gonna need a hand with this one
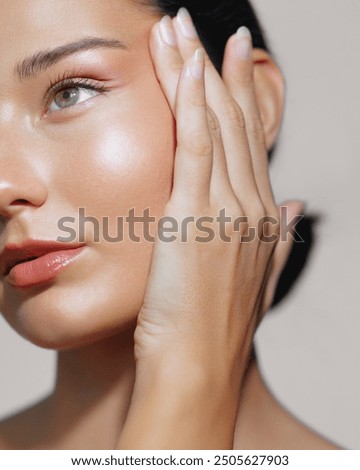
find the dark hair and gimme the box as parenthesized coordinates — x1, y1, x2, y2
(150, 0, 271, 75)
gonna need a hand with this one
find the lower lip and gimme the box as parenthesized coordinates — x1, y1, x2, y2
(7, 246, 86, 288)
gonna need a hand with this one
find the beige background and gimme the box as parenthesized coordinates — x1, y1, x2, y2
(0, 0, 359, 449)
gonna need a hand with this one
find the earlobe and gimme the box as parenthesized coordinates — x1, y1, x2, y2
(252, 48, 285, 150)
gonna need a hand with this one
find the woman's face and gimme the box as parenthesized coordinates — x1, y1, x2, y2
(0, 0, 175, 348)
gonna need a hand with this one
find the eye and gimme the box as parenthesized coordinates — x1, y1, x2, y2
(49, 85, 98, 112)
(45, 77, 110, 114)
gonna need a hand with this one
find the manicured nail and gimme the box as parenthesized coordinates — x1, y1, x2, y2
(177, 7, 198, 39)
(235, 26, 252, 59)
(159, 15, 177, 46)
(189, 48, 205, 80)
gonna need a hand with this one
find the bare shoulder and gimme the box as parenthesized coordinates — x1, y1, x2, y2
(280, 414, 340, 450)
(0, 398, 51, 450)
(268, 393, 341, 450)
(0, 425, 9, 450)
(234, 393, 341, 450)
(233, 361, 342, 450)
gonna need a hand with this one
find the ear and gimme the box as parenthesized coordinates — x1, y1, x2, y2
(252, 48, 285, 150)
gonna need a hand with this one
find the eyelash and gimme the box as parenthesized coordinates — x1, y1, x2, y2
(45, 70, 110, 112)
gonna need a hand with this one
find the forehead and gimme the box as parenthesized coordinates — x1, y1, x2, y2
(0, 0, 156, 55)
(0, 0, 160, 86)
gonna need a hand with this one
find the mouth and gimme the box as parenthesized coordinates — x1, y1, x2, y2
(0, 240, 86, 288)
(5, 257, 38, 276)
(6, 247, 86, 288)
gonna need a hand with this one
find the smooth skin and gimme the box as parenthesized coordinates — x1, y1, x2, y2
(0, 0, 338, 449)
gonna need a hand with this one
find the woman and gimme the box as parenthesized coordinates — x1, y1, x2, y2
(0, 0, 339, 449)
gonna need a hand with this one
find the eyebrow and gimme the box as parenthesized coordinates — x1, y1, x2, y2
(14, 36, 128, 81)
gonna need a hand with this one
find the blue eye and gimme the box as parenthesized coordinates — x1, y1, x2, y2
(49, 86, 99, 112)
(46, 77, 110, 114)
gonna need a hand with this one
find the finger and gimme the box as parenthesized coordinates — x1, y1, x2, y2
(151, 15, 232, 203)
(170, 48, 213, 209)
(205, 106, 236, 203)
(149, 16, 184, 114)
(172, 8, 262, 212)
(222, 28, 277, 211)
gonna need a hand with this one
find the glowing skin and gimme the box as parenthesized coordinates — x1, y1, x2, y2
(0, 0, 338, 450)
(0, 0, 175, 349)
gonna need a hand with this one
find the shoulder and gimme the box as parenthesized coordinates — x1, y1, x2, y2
(0, 414, 21, 449)
(0, 427, 9, 450)
(281, 417, 340, 450)
(0, 398, 51, 450)
(233, 359, 342, 450)
(234, 411, 340, 450)
(0, 410, 33, 449)
(267, 395, 341, 450)
(233, 367, 341, 450)
(234, 398, 341, 450)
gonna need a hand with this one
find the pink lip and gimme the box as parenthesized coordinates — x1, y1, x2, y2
(6, 246, 86, 288)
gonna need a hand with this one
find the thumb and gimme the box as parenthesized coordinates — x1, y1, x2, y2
(260, 200, 305, 319)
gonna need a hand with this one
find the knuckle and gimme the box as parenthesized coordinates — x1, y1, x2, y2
(187, 131, 213, 157)
(223, 98, 246, 129)
(237, 216, 250, 236)
(170, 59, 184, 75)
(249, 201, 266, 224)
(188, 90, 206, 108)
(234, 68, 254, 86)
(259, 206, 281, 240)
(158, 60, 182, 81)
(225, 197, 243, 217)
(206, 105, 221, 132)
(266, 205, 280, 231)
(272, 220, 281, 238)
(246, 116, 266, 145)
(267, 205, 280, 223)
(217, 198, 245, 238)
(269, 214, 281, 237)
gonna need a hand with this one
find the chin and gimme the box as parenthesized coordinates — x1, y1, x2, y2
(4, 309, 138, 351)
(0, 281, 141, 351)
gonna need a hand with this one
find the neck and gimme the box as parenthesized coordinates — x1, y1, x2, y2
(48, 329, 137, 448)
(42, 332, 275, 449)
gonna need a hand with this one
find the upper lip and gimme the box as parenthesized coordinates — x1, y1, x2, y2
(0, 239, 85, 276)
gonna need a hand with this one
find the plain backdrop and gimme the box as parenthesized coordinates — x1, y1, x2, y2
(0, 0, 359, 449)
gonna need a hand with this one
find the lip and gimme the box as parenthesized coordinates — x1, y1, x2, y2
(0, 239, 86, 288)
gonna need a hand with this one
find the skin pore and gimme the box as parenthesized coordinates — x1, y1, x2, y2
(0, 0, 338, 449)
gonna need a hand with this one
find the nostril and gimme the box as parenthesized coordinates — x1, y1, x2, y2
(11, 199, 30, 205)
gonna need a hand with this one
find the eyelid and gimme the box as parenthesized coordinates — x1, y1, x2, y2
(44, 76, 109, 105)
(42, 78, 111, 117)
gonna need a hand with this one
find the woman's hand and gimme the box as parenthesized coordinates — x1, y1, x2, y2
(117, 9, 303, 449)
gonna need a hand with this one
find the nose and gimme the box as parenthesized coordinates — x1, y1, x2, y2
(0, 146, 48, 220)
(0, 177, 47, 219)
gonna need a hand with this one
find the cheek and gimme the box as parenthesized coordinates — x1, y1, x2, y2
(62, 87, 176, 286)
(0, 78, 177, 350)
(55, 83, 176, 221)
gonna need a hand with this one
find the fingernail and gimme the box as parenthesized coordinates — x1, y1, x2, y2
(177, 7, 198, 39)
(235, 26, 252, 59)
(189, 48, 205, 80)
(159, 15, 177, 46)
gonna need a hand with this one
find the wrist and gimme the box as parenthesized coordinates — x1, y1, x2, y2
(133, 348, 241, 402)
(117, 352, 242, 449)
(119, 377, 238, 449)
